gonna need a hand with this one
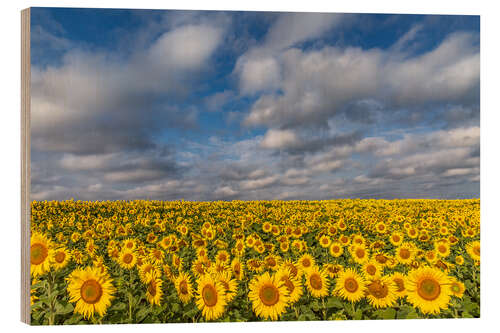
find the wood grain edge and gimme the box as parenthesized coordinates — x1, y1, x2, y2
(21, 7, 31, 325)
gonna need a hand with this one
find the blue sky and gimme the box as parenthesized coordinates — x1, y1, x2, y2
(30, 8, 480, 201)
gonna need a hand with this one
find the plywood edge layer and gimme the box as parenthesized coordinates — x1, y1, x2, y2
(21, 7, 31, 325)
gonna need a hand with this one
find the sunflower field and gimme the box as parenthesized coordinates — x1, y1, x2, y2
(29, 199, 480, 325)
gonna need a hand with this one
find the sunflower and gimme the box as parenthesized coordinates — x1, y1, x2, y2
(361, 260, 382, 279)
(118, 248, 137, 270)
(334, 268, 366, 303)
(216, 250, 230, 264)
(406, 266, 452, 315)
(339, 234, 350, 246)
(373, 252, 390, 266)
(248, 272, 289, 320)
(449, 277, 465, 298)
(70, 232, 80, 243)
(434, 241, 450, 258)
(466, 241, 480, 261)
(305, 266, 329, 298)
(389, 272, 408, 298)
(138, 261, 159, 283)
(122, 238, 137, 251)
(247, 258, 265, 273)
(275, 267, 303, 304)
(264, 254, 281, 271)
(455, 255, 465, 266)
(323, 263, 343, 279)
(329, 242, 344, 257)
(195, 274, 227, 321)
(175, 271, 194, 304)
(145, 271, 163, 306)
(350, 245, 369, 265)
(233, 240, 246, 257)
(67, 266, 115, 319)
(30, 232, 53, 277)
(389, 231, 404, 247)
(407, 227, 419, 239)
(51, 247, 71, 270)
(281, 259, 301, 279)
(262, 222, 272, 233)
(172, 253, 184, 270)
(374, 222, 387, 234)
(319, 235, 331, 248)
(297, 253, 315, 273)
(365, 275, 398, 308)
(245, 235, 256, 248)
(395, 242, 414, 265)
(211, 259, 230, 276)
(149, 247, 165, 266)
(85, 239, 98, 258)
(217, 271, 238, 303)
(279, 241, 290, 253)
(425, 250, 438, 265)
(231, 257, 244, 280)
(352, 234, 366, 246)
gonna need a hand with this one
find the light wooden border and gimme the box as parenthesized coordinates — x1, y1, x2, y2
(21, 7, 31, 325)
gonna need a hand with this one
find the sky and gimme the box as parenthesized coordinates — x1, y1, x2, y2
(29, 8, 480, 201)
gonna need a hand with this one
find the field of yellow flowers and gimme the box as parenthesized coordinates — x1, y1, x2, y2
(29, 199, 480, 325)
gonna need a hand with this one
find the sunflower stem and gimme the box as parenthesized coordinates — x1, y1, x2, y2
(46, 270, 56, 325)
(321, 297, 326, 320)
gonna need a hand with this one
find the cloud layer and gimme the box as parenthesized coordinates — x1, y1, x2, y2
(30, 9, 480, 201)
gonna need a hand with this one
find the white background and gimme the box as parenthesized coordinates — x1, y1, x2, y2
(1, 0, 498, 331)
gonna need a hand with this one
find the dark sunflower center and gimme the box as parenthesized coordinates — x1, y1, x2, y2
(202, 284, 218, 307)
(376, 254, 387, 264)
(344, 277, 359, 293)
(302, 258, 311, 267)
(310, 273, 323, 290)
(393, 235, 400, 242)
(179, 280, 188, 294)
(54, 251, 66, 263)
(366, 265, 377, 276)
(368, 281, 388, 299)
(438, 245, 447, 254)
(148, 280, 157, 296)
(451, 283, 460, 293)
(31, 243, 48, 265)
(288, 264, 298, 277)
(355, 248, 365, 258)
(473, 246, 480, 256)
(80, 279, 103, 304)
(417, 278, 441, 301)
(394, 278, 405, 292)
(123, 253, 133, 264)
(399, 248, 410, 259)
(259, 285, 280, 306)
(281, 276, 295, 293)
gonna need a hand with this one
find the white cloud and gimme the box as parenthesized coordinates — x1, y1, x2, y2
(234, 13, 343, 96)
(241, 32, 479, 129)
(214, 186, 239, 198)
(260, 129, 299, 149)
(148, 24, 223, 70)
(238, 56, 281, 95)
(239, 175, 279, 190)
